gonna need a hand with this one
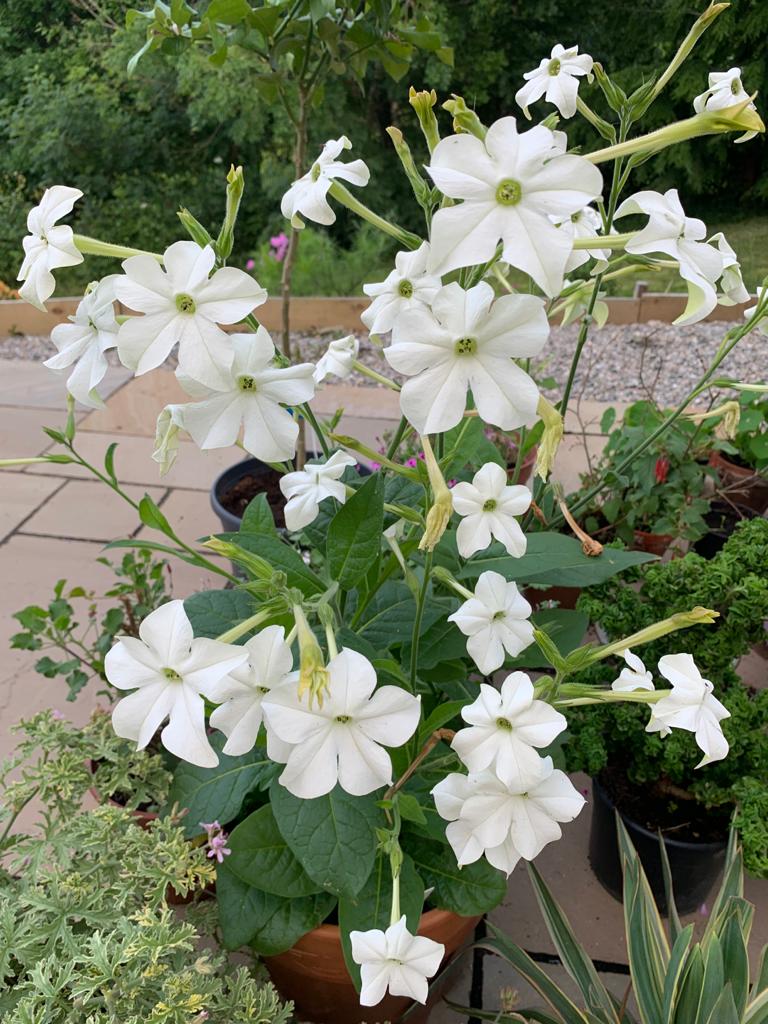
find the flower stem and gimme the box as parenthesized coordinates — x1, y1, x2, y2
(352, 360, 400, 391)
(216, 608, 275, 644)
(73, 234, 163, 262)
(328, 181, 423, 250)
(409, 550, 433, 690)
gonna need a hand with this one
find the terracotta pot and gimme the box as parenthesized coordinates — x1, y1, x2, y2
(507, 444, 538, 486)
(709, 450, 768, 513)
(524, 584, 581, 610)
(631, 528, 674, 557)
(264, 908, 481, 1024)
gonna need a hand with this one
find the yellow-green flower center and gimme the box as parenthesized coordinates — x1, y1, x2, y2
(482, 498, 498, 512)
(492, 610, 506, 621)
(310, 162, 322, 182)
(398, 279, 414, 298)
(731, 77, 742, 95)
(237, 374, 258, 392)
(162, 667, 182, 682)
(495, 179, 522, 206)
(335, 715, 351, 724)
(175, 293, 196, 314)
(455, 336, 478, 356)
(548, 58, 561, 76)
(496, 717, 513, 730)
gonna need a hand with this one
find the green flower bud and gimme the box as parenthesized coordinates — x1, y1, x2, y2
(441, 95, 486, 139)
(408, 87, 441, 153)
(216, 165, 245, 261)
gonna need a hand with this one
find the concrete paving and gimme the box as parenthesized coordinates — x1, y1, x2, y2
(0, 356, 765, 1019)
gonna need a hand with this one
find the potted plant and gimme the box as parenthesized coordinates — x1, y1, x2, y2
(451, 822, 768, 1023)
(3, 3, 766, 1018)
(709, 387, 768, 512)
(0, 743, 289, 1024)
(565, 519, 768, 912)
(575, 400, 716, 556)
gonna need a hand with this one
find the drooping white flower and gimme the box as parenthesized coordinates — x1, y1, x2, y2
(208, 625, 295, 758)
(361, 243, 442, 335)
(432, 757, 585, 875)
(351, 917, 444, 1007)
(281, 136, 370, 229)
(645, 653, 730, 767)
(448, 570, 534, 675)
(615, 189, 724, 325)
(313, 334, 359, 383)
(18, 185, 84, 310)
(106, 600, 248, 768)
(384, 281, 548, 435)
(115, 240, 266, 388)
(450, 462, 531, 559)
(515, 44, 594, 119)
(554, 204, 610, 272)
(43, 276, 119, 408)
(745, 286, 768, 336)
(425, 117, 603, 295)
(152, 404, 187, 476)
(611, 649, 655, 692)
(177, 329, 315, 463)
(261, 648, 420, 798)
(694, 68, 758, 142)
(709, 233, 750, 305)
(452, 672, 566, 787)
(279, 450, 357, 532)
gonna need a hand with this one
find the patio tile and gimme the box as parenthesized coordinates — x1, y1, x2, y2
(19, 479, 166, 541)
(0, 359, 131, 410)
(0, 473, 65, 542)
(32, 429, 238, 491)
(0, 406, 82, 470)
(79, 369, 187, 436)
(551, 433, 607, 496)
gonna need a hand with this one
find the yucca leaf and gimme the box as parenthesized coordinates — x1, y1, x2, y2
(443, 999, 561, 1024)
(658, 833, 681, 945)
(698, 934, 725, 1021)
(744, 987, 768, 1024)
(661, 924, 694, 1020)
(703, 983, 739, 1024)
(527, 863, 618, 1024)
(673, 946, 705, 1024)
(704, 829, 743, 945)
(717, 901, 751, 1015)
(751, 945, 768, 1003)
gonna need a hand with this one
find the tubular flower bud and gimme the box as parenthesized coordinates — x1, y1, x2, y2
(293, 605, 330, 708)
(408, 87, 441, 152)
(442, 95, 487, 139)
(418, 435, 453, 552)
(535, 395, 564, 481)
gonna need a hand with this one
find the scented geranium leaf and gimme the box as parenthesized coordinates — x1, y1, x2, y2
(184, 589, 258, 638)
(459, 533, 656, 587)
(270, 781, 385, 900)
(239, 492, 278, 538)
(226, 804, 324, 897)
(338, 852, 425, 991)
(216, 531, 325, 595)
(163, 735, 276, 838)
(216, 864, 336, 953)
(327, 473, 385, 590)
(408, 835, 506, 915)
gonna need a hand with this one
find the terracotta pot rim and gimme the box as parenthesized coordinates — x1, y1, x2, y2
(303, 906, 473, 941)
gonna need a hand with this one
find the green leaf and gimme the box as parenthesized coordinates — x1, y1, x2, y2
(508, 609, 588, 669)
(408, 836, 506, 916)
(216, 865, 336, 953)
(662, 925, 694, 1020)
(227, 805, 324, 897)
(104, 442, 118, 483)
(163, 736, 275, 838)
(184, 588, 257, 638)
(206, 0, 251, 23)
(216, 532, 324, 595)
(240, 492, 278, 539)
(527, 862, 618, 1023)
(704, 983, 739, 1024)
(338, 853, 424, 990)
(327, 474, 385, 590)
(270, 782, 385, 900)
(397, 793, 427, 826)
(402, 616, 465, 671)
(417, 700, 466, 745)
(138, 494, 173, 536)
(718, 906, 750, 1016)
(459, 533, 656, 587)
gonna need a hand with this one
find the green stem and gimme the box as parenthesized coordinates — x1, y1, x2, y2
(328, 181, 423, 250)
(409, 551, 433, 690)
(386, 416, 411, 461)
(73, 234, 162, 262)
(352, 360, 400, 391)
(216, 608, 274, 644)
(301, 403, 331, 458)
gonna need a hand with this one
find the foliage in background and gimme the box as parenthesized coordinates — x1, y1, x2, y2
(716, 387, 768, 471)
(10, 551, 171, 701)
(565, 519, 768, 876)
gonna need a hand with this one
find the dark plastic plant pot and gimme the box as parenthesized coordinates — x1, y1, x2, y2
(589, 776, 727, 915)
(709, 450, 768, 513)
(692, 499, 760, 560)
(210, 457, 280, 534)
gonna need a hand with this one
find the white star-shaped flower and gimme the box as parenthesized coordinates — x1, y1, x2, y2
(425, 116, 603, 294)
(279, 450, 357, 532)
(611, 649, 655, 692)
(615, 189, 724, 326)
(106, 600, 248, 768)
(694, 67, 758, 141)
(351, 917, 444, 1007)
(452, 672, 566, 787)
(281, 136, 369, 229)
(18, 185, 84, 310)
(554, 204, 610, 272)
(646, 653, 730, 768)
(432, 757, 585, 875)
(384, 281, 548, 435)
(361, 242, 442, 335)
(313, 334, 359, 383)
(448, 570, 534, 675)
(261, 648, 420, 798)
(515, 43, 594, 119)
(745, 286, 768, 335)
(450, 462, 531, 559)
(208, 625, 295, 758)
(115, 240, 266, 388)
(709, 232, 750, 305)
(177, 329, 315, 463)
(43, 275, 119, 409)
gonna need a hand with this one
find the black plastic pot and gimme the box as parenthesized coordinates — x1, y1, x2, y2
(589, 777, 727, 915)
(210, 457, 282, 533)
(692, 500, 760, 560)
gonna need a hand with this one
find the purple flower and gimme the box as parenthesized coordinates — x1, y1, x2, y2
(51, 709, 65, 721)
(201, 820, 231, 863)
(245, 258, 256, 271)
(370, 461, 381, 470)
(406, 457, 418, 468)
(270, 232, 290, 262)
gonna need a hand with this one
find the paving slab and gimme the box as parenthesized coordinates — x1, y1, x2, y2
(0, 406, 83, 469)
(0, 358, 131, 410)
(0, 473, 65, 541)
(79, 369, 188, 436)
(551, 433, 607, 496)
(19, 479, 166, 542)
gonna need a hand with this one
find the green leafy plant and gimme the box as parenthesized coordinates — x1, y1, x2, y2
(449, 822, 768, 1024)
(575, 400, 716, 544)
(715, 388, 768, 473)
(10, 551, 171, 701)
(566, 519, 768, 876)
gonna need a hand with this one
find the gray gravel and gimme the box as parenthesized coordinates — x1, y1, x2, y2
(1, 319, 762, 406)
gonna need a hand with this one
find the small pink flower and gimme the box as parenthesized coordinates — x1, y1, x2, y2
(51, 709, 65, 721)
(245, 258, 256, 271)
(406, 457, 417, 468)
(370, 461, 381, 470)
(270, 232, 290, 262)
(201, 820, 231, 863)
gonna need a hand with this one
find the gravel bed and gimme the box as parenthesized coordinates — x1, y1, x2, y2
(2, 318, 761, 406)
